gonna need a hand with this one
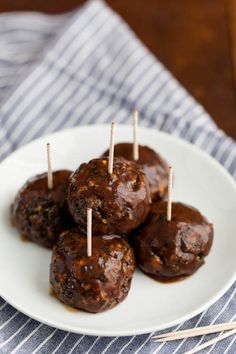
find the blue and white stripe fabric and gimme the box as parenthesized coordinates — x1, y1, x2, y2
(0, 0, 236, 353)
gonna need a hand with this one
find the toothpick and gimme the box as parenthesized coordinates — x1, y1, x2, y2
(108, 122, 116, 174)
(152, 321, 236, 342)
(87, 208, 92, 257)
(167, 166, 173, 221)
(133, 109, 139, 160)
(47, 143, 53, 189)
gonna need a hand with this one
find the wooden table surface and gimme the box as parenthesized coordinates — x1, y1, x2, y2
(1, 0, 236, 139)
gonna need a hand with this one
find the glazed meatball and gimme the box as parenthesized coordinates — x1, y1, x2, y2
(50, 229, 135, 312)
(67, 157, 151, 235)
(132, 201, 213, 281)
(102, 143, 168, 201)
(11, 170, 74, 248)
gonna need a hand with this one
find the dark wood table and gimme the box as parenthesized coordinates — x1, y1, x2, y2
(1, 0, 236, 139)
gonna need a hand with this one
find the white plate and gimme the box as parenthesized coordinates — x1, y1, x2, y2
(0, 125, 236, 337)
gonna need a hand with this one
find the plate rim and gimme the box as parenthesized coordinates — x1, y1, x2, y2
(0, 124, 236, 337)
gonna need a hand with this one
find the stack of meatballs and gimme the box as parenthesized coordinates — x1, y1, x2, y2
(11, 137, 213, 313)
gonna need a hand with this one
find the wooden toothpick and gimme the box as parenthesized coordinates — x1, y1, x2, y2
(133, 109, 139, 161)
(87, 208, 92, 257)
(167, 166, 173, 221)
(47, 143, 53, 189)
(108, 122, 116, 174)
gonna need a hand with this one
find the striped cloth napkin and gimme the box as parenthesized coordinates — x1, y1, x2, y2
(0, 0, 236, 353)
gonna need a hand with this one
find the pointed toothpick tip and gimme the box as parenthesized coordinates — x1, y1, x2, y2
(133, 110, 139, 160)
(167, 166, 173, 221)
(108, 122, 116, 174)
(46, 143, 53, 189)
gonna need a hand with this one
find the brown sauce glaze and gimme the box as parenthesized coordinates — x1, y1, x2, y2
(49, 287, 57, 298)
(149, 273, 189, 284)
(49, 287, 79, 312)
(67, 157, 151, 236)
(50, 230, 135, 313)
(63, 305, 80, 313)
(20, 234, 30, 243)
(102, 143, 169, 201)
(11, 170, 74, 248)
(132, 201, 214, 282)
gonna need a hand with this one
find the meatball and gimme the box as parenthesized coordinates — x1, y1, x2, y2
(11, 170, 74, 248)
(50, 229, 135, 312)
(67, 157, 151, 235)
(102, 143, 168, 201)
(132, 201, 213, 281)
